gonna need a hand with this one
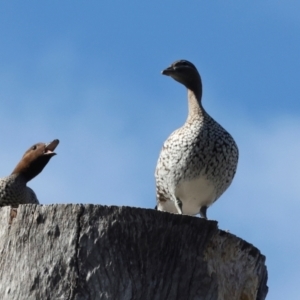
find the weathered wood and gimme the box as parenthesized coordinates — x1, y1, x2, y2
(0, 204, 268, 300)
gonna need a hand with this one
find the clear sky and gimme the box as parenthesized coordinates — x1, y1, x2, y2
(1, 1, 299, 298)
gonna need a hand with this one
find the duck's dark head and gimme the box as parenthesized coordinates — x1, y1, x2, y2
(12, 139, 59, 182)
(162, 60, 202, 97)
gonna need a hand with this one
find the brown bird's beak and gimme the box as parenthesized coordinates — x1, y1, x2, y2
(44, 139, 59, 156)
(161, 66, 175, 76)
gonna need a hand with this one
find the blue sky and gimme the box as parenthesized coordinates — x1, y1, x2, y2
(1, 1, 299, 298)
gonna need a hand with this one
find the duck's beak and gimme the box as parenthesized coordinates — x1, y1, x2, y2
(44, 139, 59, 156)
(161, 65, 175, 76)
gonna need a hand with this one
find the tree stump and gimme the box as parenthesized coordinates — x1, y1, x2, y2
(0, 204, 268, 300)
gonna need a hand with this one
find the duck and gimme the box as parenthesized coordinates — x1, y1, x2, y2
(155, 60, 238, 219)
(0, 139, 59, 207)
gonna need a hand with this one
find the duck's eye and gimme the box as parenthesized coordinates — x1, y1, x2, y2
(32, 145, 37, 150)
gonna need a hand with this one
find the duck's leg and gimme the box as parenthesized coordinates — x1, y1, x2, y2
(200, 206, 208, 219)
(175, 197, 183, 214)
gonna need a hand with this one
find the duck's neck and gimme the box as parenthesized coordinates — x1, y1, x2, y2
(186, 88, 204, 123)
(11, 164, 34, 182)
(11, 170, 31, 183)
(9, 173, 28, 186)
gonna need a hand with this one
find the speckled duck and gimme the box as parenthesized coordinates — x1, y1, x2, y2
(0, 139, 59, 207)
(155, 60, 238, 219)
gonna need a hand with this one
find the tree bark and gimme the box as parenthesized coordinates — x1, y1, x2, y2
(0, 204, 268, 300)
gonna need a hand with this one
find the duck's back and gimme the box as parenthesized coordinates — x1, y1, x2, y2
(0, 174, 39, 207)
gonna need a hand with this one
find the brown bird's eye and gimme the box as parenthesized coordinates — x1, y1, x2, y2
(32, 145, 37, 150)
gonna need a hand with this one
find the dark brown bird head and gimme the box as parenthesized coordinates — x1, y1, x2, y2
(12, 139, 59, 182)
(162, 60, 202, 97)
